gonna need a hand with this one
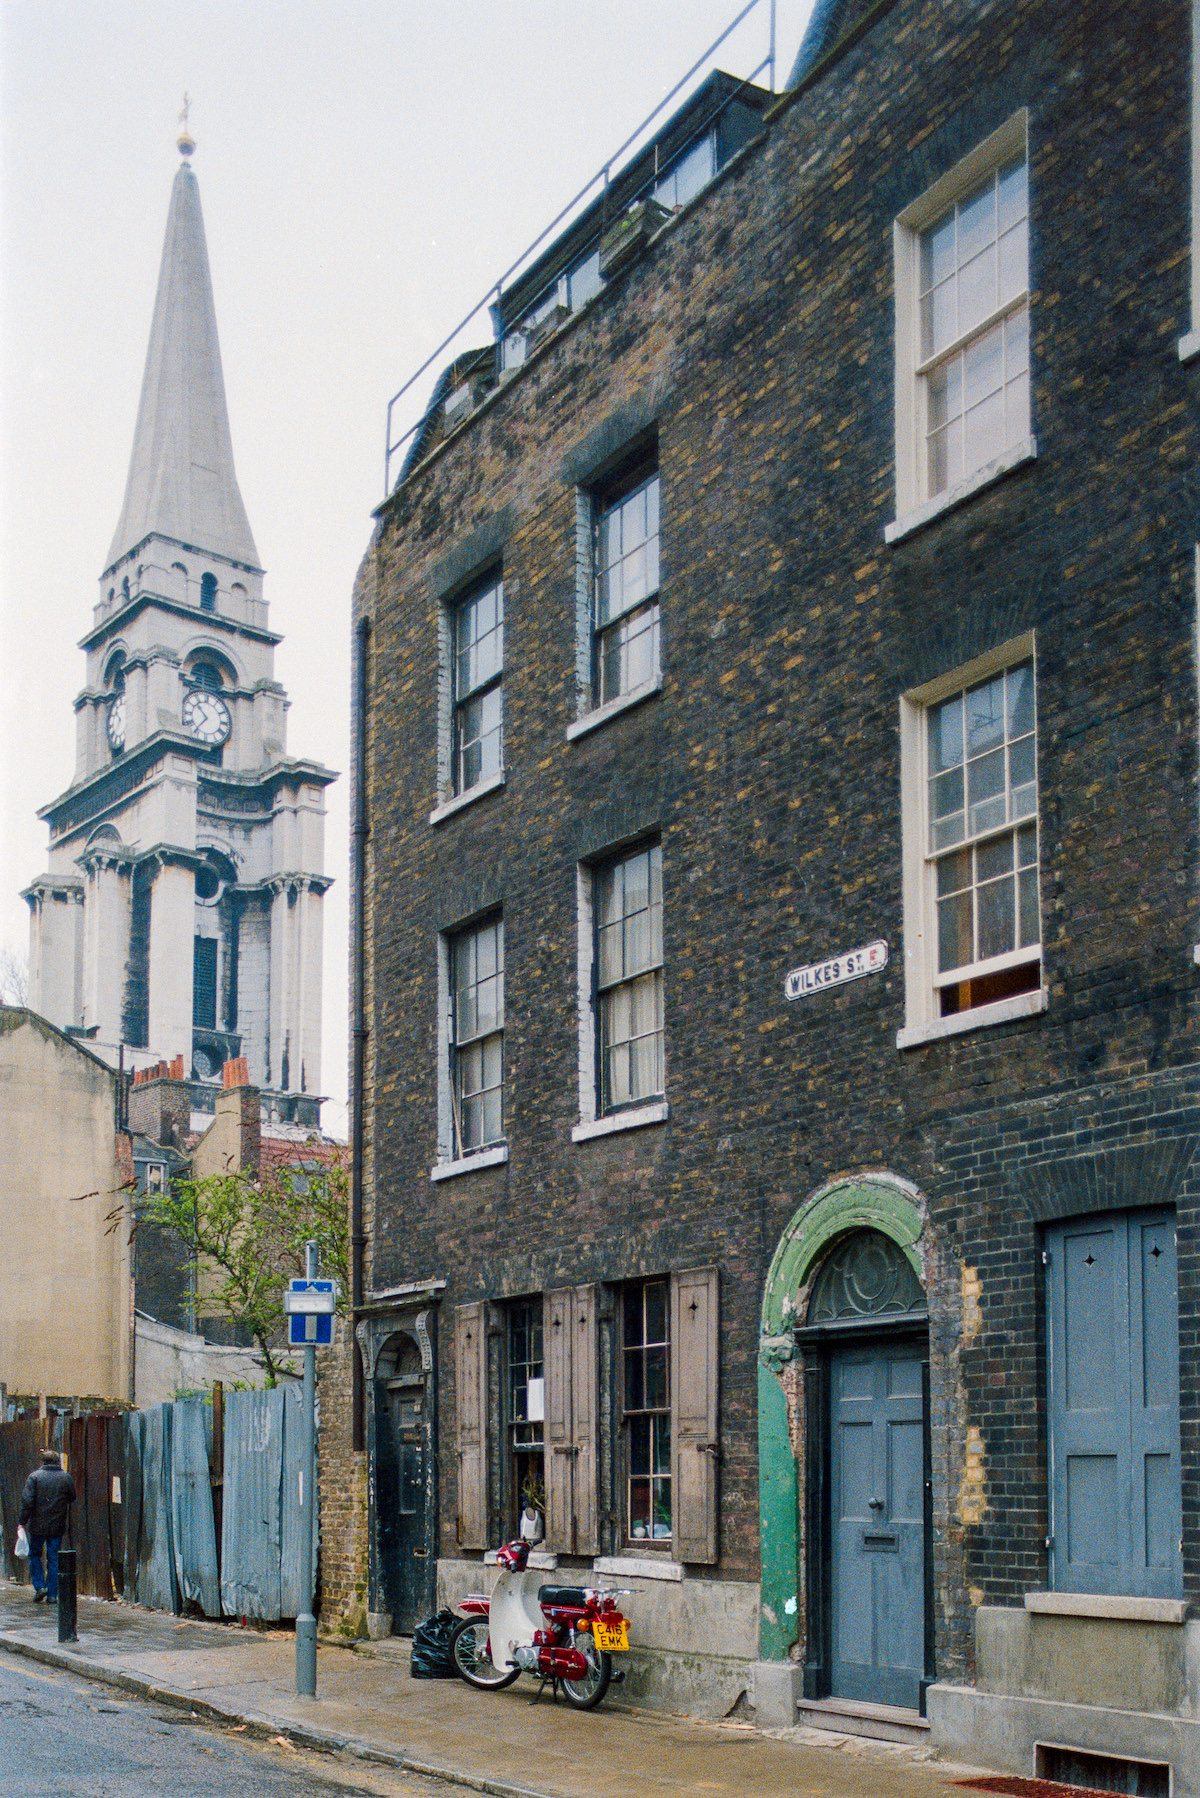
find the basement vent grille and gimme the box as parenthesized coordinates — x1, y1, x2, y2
(1037, 1742, 1170, 1796)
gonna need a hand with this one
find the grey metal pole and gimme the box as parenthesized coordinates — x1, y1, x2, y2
(295, 1239, 318, 1697)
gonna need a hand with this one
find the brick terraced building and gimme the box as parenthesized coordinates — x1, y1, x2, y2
(348, 1, 1200, 1783)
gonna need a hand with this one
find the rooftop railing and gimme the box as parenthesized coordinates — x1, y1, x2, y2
(383, 0, 778, 498)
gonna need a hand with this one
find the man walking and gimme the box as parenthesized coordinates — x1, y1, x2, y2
(19, 1449, 76, 1604)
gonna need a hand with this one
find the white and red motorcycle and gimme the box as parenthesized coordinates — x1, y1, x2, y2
(449, 1538, 631, 1710)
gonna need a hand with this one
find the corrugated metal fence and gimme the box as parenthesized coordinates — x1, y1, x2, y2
(0, 1388, 314, 1621)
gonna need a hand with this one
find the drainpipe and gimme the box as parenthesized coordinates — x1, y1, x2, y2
(350, 611, 372, 1452)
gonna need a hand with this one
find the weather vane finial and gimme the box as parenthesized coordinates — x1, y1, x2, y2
(177, 93, 196, 160)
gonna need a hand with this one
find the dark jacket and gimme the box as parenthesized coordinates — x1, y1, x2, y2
(19, 1458, 76, 1538)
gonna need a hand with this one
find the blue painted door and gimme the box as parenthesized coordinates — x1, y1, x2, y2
(830, 1340, 925, 1709)
(1047, 1209, 1181, 1597)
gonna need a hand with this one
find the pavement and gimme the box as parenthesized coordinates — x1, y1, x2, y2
(0, 1580, 997, 1798)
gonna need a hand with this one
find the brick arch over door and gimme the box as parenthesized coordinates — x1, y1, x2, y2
(757, 1174, 927, 1663)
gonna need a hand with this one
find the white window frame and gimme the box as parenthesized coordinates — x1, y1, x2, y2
(573, 852, 669, 1139)
(432, 916, 509, 1181)
(569, 457, 662, 737)
(431, 569, 505, 824)
(888, 112, 1036, 544)
(621, 1276, 673, 1547)
(897, 631, 1047, 1048)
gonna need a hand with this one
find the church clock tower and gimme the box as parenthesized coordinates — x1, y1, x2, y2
(24, 134, 335, 1124)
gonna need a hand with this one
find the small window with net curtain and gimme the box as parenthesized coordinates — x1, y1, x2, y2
(595, 844, 663, 1114)
(451, 572, 503, 795)
(926, 656, 1039, 1017)
(917, 156, 1029, 499)
(890, 114, 1032, 536)
(594, 464, 660, 707)
(449, 915, 504, 1155)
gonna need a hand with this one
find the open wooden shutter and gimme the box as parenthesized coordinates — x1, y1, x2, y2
(544, 1287, 574, 1551)
(571, 1285, 599, 1554)
(454, 1301, 488, 1548)
(544, 1285, 599, 1554)
(671, 1267, 719, 1564)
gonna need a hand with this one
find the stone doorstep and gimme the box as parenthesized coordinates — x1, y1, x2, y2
(795, 1696, 931, 1747)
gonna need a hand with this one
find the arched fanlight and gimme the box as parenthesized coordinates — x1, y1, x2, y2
(807, 1229, 924, 1325)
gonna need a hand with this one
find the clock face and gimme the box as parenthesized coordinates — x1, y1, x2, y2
(106, 694, 126, 751)
(183, 688, 231, 745)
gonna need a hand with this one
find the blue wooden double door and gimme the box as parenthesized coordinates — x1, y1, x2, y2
(1046, 1208, 1181, 1597)
(829, 1337, 927, 1710)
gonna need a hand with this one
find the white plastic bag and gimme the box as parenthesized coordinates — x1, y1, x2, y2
(14, 1526, 29, 1559)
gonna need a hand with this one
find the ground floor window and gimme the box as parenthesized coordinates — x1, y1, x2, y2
(622, 1278, 672, 1544)
(453, 1266, 719, 1564)
(1045, 1208, 1181, 1598)
(507, 1298, 545, 1539)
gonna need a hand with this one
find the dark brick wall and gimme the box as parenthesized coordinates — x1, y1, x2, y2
(354, 0, 1198, 1681)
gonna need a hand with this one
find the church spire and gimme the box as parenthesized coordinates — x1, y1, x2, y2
(105, 144, 259, 574)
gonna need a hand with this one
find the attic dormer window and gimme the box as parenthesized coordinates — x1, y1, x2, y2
(654, 131, 714, 212)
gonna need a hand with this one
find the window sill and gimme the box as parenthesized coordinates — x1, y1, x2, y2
(429, 768, 505, 825)
(1025, 1591, 1188, 1625)
(430, 1143, 509, 1182)
(1179, 329, 1200, 364)
(485, 1548, 558, 1570)
(896, 983, 1046, 1049)
(885, 436, 1038, 545)
(566, 676, 662, 742)
(572, 1101, 669, 1143)
(594, 1554, 684, 1583)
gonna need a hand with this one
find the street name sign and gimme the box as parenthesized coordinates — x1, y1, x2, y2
(784, 938, 888, 1002)
(285, 1277, 337, 1346)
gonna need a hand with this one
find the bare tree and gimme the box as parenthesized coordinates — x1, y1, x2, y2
(0, 944, 28, 1007)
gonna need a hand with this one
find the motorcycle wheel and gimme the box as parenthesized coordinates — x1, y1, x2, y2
(449, 1615, 521, 1689)
(559, 1641, 612, 1710)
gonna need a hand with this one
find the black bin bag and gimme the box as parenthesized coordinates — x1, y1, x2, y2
(410, 1608, 460, 1678)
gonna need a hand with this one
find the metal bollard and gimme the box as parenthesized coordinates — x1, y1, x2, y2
(57, 1548, 78, 1644)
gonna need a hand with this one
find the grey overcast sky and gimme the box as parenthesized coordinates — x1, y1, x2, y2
(1, 0, 816, 1134)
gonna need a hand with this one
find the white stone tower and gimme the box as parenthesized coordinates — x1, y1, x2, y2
(24, 134, 334, 1124)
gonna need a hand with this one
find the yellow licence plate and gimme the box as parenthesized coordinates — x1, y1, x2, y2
(592, 1618, 628, 1653)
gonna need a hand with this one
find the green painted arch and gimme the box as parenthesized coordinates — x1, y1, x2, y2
(761, 1176, 924, 1343)
(757, 1175, 926, 1662)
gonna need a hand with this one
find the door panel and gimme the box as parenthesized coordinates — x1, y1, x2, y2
(389, 1386, 428, 1631)
(1065, 1455, 1118, 1568)
(830, 1340, 926, 1710)
(888, 1418, 923, 1521)
(1063, 1226, 1117, 1412)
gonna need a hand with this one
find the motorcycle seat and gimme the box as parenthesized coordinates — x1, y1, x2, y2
(538, 1584, 589, 1610)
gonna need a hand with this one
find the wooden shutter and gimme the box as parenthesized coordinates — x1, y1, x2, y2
(543, 1285, 599, 1554)
(454, 1301, 488, 1548)
(671, 1267, 719, 1564)
(544, 1288, 574, 1551)
(1047, 1209, 1181, 1597)
(572, 1285, 599, 1554)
